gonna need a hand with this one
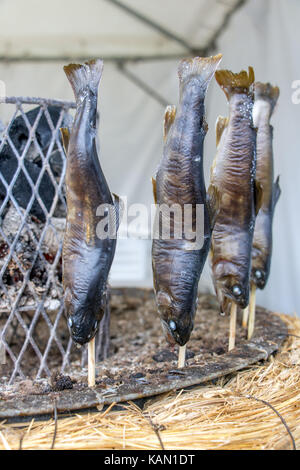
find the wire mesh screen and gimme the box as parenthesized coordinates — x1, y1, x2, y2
(0, 96, 79, 384)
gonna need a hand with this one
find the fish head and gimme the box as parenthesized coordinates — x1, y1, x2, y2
(251, 267, 267, 289)
(64, 287, 106, 345)
(213, 260, 249, 311)
(156, 291, 195, 347)
(251, 243, 270, 290)
(215, 275, 249, 311)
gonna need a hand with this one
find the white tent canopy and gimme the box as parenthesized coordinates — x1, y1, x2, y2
(0, 0, 243, 60)
(0, 0, 299, 316)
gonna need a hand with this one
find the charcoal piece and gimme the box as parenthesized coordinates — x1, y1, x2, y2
(0, 105, 72, 221)
(152, 349, 177, 363)
(6, 106, 64, 159)
(49, 150, 64, 177)
(0, 153, 55, 222)
(50, 373, 73, 392)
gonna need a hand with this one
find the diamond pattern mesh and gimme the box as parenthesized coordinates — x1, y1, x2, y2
(0, 97, 77, 384)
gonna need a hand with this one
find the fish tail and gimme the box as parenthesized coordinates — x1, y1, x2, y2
(255, 82, 279, 112)
(215, 66, 255, 100)
(178, 53, 222, 93)
(63, 59, 104, 100)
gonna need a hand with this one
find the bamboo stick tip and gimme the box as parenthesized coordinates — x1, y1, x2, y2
(88, 337, 96, 388)
(247, 284, 257, 340)
(228, 302, 237, 351)
(242, 306, 249, 329)
(178, 344, 186, 369)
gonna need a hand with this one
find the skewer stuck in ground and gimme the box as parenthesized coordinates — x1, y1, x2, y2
(229, 302, 237, 351)
(248, 283, 256, 340)
(178, 344, 186, 368)
(88, 337, 96, 387)
(242, 306, 249, 329)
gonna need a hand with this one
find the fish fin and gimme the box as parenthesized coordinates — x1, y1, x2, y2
(112, 193, 124, 232)
(272, 175, 281, 210)
(178, 53, 222, 93)
(152, 177, 157, 205)
(163, 105, 176, 142)
(156, 291, 172, 307)
(215, 115, 228, 147)
(215, 66, 255, 100)
(64, 59, 104, 100)
(60, 127, 70, 154)
(254, 180, 263, 216)
(255, 82, 280, 112)
(207, 184, 221, 229)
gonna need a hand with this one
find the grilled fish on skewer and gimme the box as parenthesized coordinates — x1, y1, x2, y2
(152, 54, 222, 347)
(62, 59, 120, 345)
(251, 82, 281, 289)
(209, 67, 257, 314)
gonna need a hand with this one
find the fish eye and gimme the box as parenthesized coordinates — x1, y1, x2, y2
(169, 320, 177, 331)
(68, 317, 73, 328)
(232, 285, 242, 297)
(255, 270, 262, 280)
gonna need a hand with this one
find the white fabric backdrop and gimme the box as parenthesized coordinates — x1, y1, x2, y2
(0, 0, 299, 315)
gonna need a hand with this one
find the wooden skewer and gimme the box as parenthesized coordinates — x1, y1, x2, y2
(88, 337, 96, 387)
(228, 302, 237, 351)
(242, 306, 249, 329)
(178, 344, 186, 368)
(248, 283, 256, 340)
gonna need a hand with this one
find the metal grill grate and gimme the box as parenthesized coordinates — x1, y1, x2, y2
(0, 96, 77, 384)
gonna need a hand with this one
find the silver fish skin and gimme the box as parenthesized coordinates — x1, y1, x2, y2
(209, 67, 257, 313)
(62, 60, 117, 345)
(152, 54, 222, 346)
(251, 82, 281, 289)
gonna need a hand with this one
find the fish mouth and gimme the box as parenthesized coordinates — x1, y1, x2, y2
(216, 280, 250, 311)
(160, 320, 190, 347)
(69, 321, 99, 345)
(254, 279, 265, 290)
(71, 334, 87, 345)
(236, 298, 248, 309)
(71, 330, 97, 345)
(217, 290, 247, 313)
(228, 295, 248, 310)
(252, 269, 266, 289)
(175, 336, 189, 347)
